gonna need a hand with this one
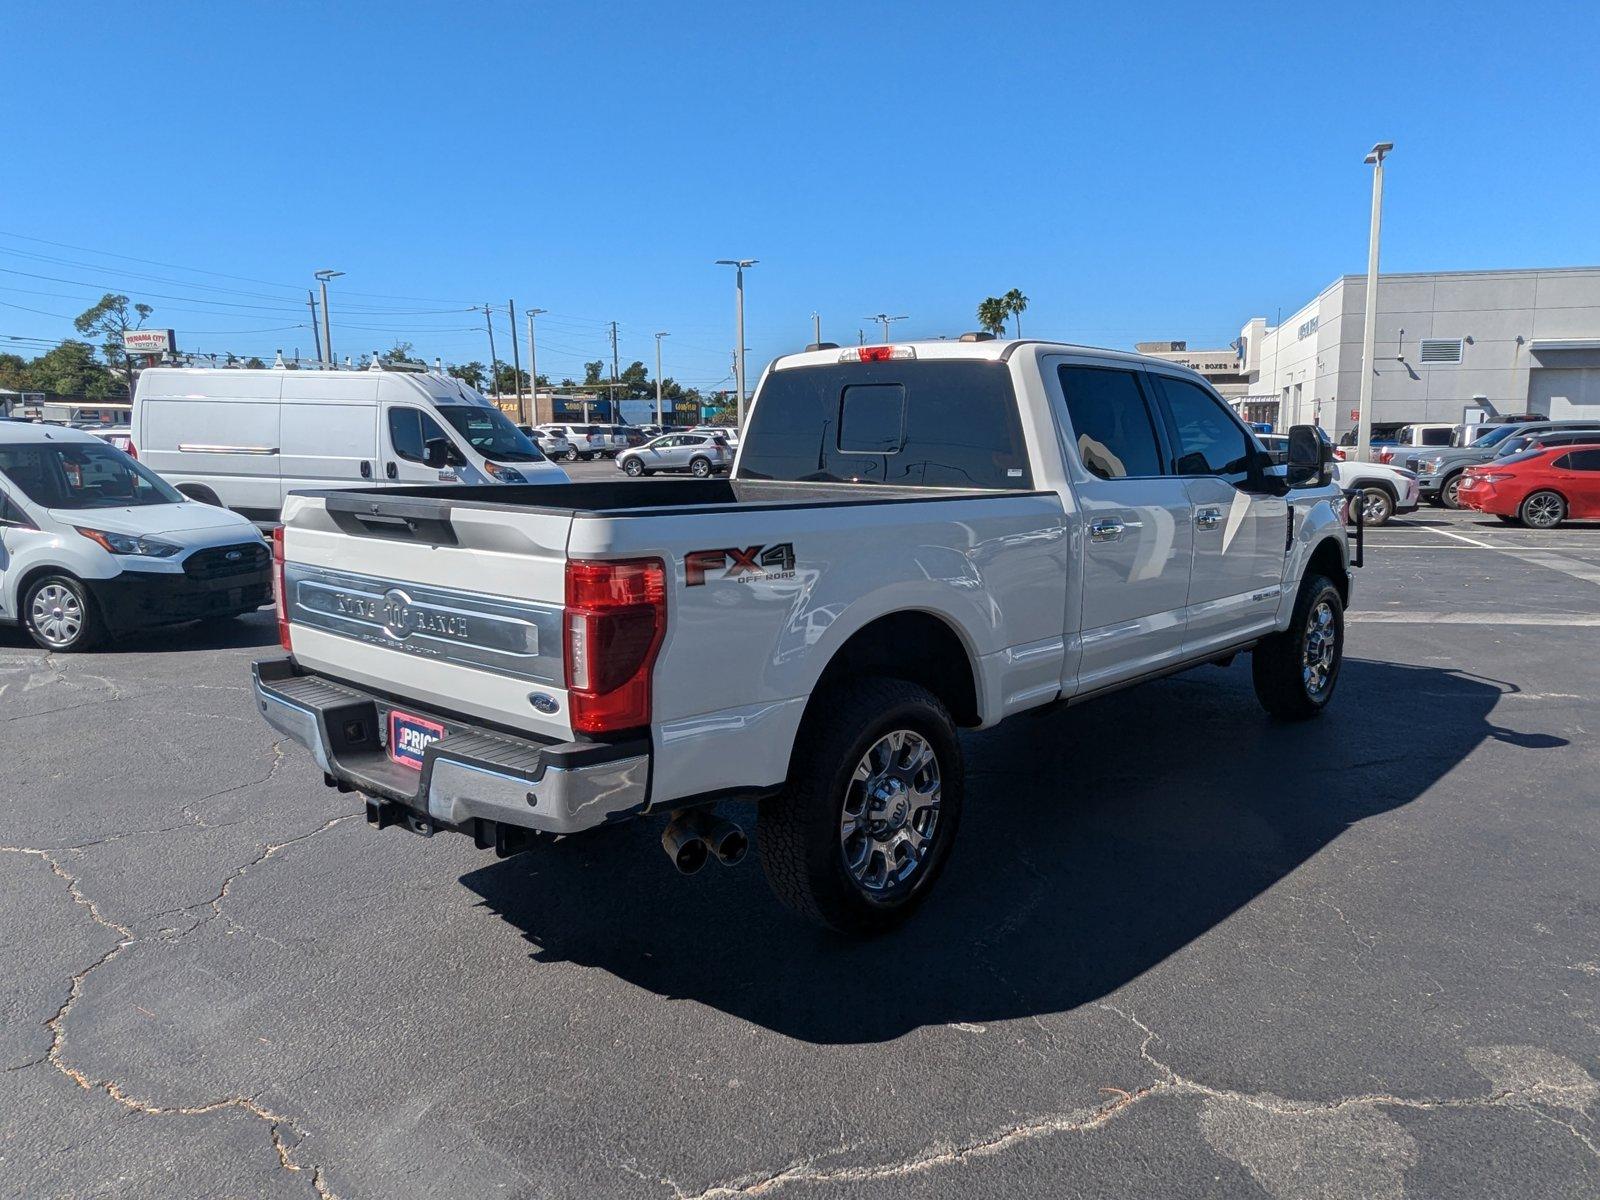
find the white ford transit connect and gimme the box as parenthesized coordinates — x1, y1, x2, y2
(132, 363, 566, 520)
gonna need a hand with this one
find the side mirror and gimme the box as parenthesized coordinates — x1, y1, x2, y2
(1286, 425, 1331, 487)
(424, 438, 453, 469)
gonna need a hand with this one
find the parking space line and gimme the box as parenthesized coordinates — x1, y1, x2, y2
(1415, 525, 1494, 548)
(1350, 611, 1600, 625)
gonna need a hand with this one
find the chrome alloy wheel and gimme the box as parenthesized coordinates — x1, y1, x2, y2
(1361, 488, 1392, 524)
(1302, 600, 1338, 700)
(840, 729, 942, 898)
(1523, 492, 1564, 529)
(30, 583, 84, 648)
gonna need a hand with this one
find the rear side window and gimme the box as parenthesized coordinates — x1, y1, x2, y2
(738, 360, 1030, 489)
(1568, 449, 1600, 470)
(1421, 427, 1453, 445)
(1057, 366, 1164, 480)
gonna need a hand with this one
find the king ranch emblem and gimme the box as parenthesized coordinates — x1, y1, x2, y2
(331, 588, 473, 641)
(685, 543, 796, 586)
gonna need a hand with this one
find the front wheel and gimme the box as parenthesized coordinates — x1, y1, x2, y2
(1251, 574, 1344, 720)
(562, 448, 581, 463)
(622, 457, 645, 477)
(1520, 490, 1566, 529)
(689, 456, 713, 478)
(1355, 487, 1394, 527)
(22, 574, 104, 652)
(1440, 472, 1465, 509)
(759, 678, 963, 935)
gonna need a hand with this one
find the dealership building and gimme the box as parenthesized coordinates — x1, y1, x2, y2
(1234, 266, 1600, 435)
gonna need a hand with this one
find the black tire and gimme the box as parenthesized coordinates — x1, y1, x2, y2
(1519, 490, 1566, 529)
(1439, 472, 1465, 509)
(562, 448, 581, 463)
(622, 458, 645, 477)
(1353, 486, 1394, 527)
(689, 456, 713, 478)
(21, 573, 104, 652)
(1251, 574, 1344, 720)
(759, 678, 963, 936)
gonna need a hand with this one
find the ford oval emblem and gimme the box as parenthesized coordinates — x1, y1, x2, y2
(528, 692, 559, 715)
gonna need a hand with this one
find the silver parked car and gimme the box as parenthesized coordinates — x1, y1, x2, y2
(616, 432, 732, 477)
(518, 425, 572, 460)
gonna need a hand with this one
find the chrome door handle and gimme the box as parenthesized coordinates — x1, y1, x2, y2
(1089, 519, 1125, 542)
(1195, 506, 1223, 530)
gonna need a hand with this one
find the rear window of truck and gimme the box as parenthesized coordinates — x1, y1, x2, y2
(738, 360, 1031, 489)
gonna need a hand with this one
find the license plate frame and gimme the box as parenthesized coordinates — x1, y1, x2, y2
(388, 709, 446, 770)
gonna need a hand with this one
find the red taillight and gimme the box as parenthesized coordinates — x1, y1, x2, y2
(126, 441, 138, 460)
(839, 344, 916, 363)
(563, 558, 666, 734)
(272, 526, 292, 652)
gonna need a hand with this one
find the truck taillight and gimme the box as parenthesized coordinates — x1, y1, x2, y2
(126, 441, 138, 460)
(839, 345, 916, 363)
(564, 558, 666, 734)
(272, 526, 292, 652)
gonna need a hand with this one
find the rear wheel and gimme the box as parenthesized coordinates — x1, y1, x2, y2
(689, 456, 713, 478)
(562, 448, 580, 463)
(1252, 574, 1343, 720)
(22, 574, 104, 652)
(1440, 472, 1465, 509)
(759, 678, 963, 935)
(1520, 490, 1566, 529)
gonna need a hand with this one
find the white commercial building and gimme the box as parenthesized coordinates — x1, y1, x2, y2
(1132, 342, 1250, 401)
(1237, 266, 1600, 437)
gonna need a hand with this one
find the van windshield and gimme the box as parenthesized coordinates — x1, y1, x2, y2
(0, 440, 184, 509)
(434, 405, 546, 463)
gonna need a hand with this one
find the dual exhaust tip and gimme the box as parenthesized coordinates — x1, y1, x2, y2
(661, 810, 747, 874)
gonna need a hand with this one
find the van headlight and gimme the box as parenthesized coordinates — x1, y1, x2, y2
(74, 527, 182, 557)
(484, 462, 527, 484)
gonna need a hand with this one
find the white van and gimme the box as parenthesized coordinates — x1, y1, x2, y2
(132, 365, 567, 519)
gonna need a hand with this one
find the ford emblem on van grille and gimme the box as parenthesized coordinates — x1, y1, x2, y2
(283, 564, 562, 684)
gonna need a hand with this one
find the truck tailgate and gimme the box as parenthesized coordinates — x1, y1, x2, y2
(279, 491, 575, 740)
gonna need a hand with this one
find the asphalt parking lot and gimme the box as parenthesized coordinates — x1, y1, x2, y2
(3, 504, 1597, 1199)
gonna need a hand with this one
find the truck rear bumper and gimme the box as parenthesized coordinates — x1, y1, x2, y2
(252, 657, 650, 837)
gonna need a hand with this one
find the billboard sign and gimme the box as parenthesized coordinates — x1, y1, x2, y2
(123, 328, 176, 355)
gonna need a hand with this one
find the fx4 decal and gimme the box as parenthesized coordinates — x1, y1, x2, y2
(685, 543, 796, 586)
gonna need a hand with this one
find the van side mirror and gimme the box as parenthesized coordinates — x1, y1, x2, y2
(424, 438, 454, 469)
(1286, 425, 1331, 487)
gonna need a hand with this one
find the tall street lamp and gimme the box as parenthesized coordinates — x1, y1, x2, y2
(314, 269, 344, 366)
(1355, 142, 1393, 462)
(654, 331, 670, 428)
(715, 259, 756, 427)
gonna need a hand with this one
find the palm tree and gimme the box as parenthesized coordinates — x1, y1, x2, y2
(1003, 289, 1029, 337)
(976, 296, 1008, 337)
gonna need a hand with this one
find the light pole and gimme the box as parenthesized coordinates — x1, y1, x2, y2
(811, 311, 821, 345)
(715, 259, 756, 427)
(314, 270, 343, 366)
(1355, 141, 1393, 462)
(654, 331, 670, 428)
(865, 313, 908, 343)
(526, 308, 546, 420)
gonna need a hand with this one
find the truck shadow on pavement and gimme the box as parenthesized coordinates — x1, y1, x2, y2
(462, 658, 1529, 1044)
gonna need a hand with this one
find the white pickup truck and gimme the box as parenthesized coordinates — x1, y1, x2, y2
(254, 338, 1352, 934)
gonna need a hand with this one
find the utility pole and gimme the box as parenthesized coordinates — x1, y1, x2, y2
(811, 311, 821, 345)
(479, 304, 500, 400)
(865, 313, 908, 343)
(307, 291, 323, 364)
(314, 270, 343, 366)
(715, 259, 756, 427)
(608, 320, 621, 422)
(526, 308, 546, 422)
(507, 299, 525, 421)
(654, 331, 670, 428)
(1356, 141, 1393, 462)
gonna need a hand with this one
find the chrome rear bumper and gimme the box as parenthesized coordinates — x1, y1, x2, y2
(252, 658, 649, 837)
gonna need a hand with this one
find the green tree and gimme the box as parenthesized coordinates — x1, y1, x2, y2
(381, 340, 420, 365)
(1002, 288, 1029, 337)
(492, 363, 530, 395)
(582, 360, 606, 386)
(28, 340, 116, 397)
(619, 359, 651, 398)
(447, 361, 487, 389)
(976, 296, 1008, 337)
(0, 352, 27, 392)
(244, 356, 267, 370)
(73, 293, 153, 396)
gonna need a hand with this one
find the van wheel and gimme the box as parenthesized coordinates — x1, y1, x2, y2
(759, 678, 963, 935)
(178, 484, 222, 507)
(1251, 574, 1343, 720)
(23, 575, 104, 652)
(689, 456, 713, 478)
(1520, 490, 1566, 529)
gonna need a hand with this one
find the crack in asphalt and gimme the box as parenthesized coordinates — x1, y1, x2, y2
(673, 1006, 1599, 1198)
(1, 808, 355, 1199)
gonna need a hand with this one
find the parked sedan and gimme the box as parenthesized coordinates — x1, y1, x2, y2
(1457, 444, 1600, 528)
(616, 432, 732, 477)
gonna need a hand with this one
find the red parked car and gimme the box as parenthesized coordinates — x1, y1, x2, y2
(1457, 444, 1600, 528)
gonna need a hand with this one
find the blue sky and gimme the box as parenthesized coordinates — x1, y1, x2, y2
(5, 1, 1598, 391)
